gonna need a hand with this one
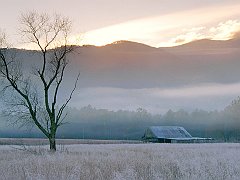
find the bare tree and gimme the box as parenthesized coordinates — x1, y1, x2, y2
(0, 12, 79, 151)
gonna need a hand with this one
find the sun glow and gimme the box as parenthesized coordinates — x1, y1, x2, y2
(68, 3, 240, 48)
(15, 3, 240, 50)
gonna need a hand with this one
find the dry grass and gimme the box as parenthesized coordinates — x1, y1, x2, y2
(0, 138, 142, 145)
(0, 143, 240, 180)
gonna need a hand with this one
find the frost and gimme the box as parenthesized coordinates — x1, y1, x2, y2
(0, 143, 240, 180)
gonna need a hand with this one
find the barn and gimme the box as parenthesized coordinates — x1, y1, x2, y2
(142, 126, 211, 143)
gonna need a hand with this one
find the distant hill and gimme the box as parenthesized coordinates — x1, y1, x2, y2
(102, 40, 156, 51)
(4, 37, 240, 89)
(71, 38, 240, 88)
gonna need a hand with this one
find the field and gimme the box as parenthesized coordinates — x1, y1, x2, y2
(0, 141, 240, 180)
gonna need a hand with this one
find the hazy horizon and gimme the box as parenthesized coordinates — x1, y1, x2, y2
(1, 1, 240, 128)
(2, 38, 239, 114)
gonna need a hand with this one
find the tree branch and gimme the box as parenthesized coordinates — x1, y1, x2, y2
(56, 72, 80, 126)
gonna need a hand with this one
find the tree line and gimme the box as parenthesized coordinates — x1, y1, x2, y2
(2, 100, 240, 142)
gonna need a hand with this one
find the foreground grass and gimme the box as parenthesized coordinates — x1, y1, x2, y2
(0, 143, 240, 180)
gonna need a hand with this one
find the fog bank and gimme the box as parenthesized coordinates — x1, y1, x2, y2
(70, 82, 240, 113)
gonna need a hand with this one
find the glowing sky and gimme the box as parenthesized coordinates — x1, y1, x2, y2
(1, 0, 240, 48)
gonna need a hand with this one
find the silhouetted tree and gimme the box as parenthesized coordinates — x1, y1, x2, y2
(0, 11, 79, 151)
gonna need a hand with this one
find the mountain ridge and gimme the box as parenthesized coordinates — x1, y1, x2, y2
(3, 37, 240, 89)
(14, 37, 240, 52)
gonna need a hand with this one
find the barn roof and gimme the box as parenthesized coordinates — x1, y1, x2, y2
(147, 126, 192, 139)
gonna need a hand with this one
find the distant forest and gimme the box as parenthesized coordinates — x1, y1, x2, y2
(1, 98, 240, 141)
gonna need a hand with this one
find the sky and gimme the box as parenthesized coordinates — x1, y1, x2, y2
(1, 0, 240, 48)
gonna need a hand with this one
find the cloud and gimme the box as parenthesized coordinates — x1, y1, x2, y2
(211, 20, 240, 40)
(159, 20, 240, 47)
(70, 3, 240, 48)
(232, 31, 240, 39)
(159, 28, 207, 47)
(16, 3, 240, 49)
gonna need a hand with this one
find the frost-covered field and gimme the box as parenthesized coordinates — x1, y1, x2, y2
(0, 143, 240, 180)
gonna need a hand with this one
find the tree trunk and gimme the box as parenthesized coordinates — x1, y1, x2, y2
(49, 118, 57, 151)
(49, 136, 56, 151)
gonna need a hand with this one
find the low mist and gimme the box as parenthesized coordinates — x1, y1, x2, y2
(70, 82, 240, 113)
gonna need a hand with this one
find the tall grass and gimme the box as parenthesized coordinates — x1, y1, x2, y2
(0, 143, 240, 179)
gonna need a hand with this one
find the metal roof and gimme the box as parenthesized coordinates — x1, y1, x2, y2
(147, 126, 193, 139)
